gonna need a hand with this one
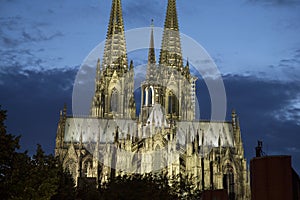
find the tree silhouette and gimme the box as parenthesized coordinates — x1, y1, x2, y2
(0, 106, 75, 199)
(97, 173, 201, 200)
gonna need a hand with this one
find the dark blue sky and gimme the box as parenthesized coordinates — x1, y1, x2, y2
(0, 0, 300, 172)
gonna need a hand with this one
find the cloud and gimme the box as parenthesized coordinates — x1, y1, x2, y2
(0, 11, 63, 49)
(0, 20, 63, 48)
(21, 30, 63, 43)
(276, 49, 300, 81)
(0, 66, 78, 154)
(0, 48, 49, 70)
(247, 0, 300, 6)
(221, 48, 300, 82)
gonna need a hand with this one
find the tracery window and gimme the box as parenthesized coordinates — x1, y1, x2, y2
(110, 88, 118, 112)
(223, 164, 235, 200)
(168, 91, 178, 115)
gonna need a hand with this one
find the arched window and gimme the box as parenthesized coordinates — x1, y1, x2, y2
(148, 87, 153, 106)
(143, 87, 148, 106)
(223, 165, 235, 200)
(101, 92, 105, 117)
(168, 91, 178, 115)
(110, 88, 118, 112)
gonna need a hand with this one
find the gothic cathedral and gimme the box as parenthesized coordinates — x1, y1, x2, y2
(55, 0, 250, 199)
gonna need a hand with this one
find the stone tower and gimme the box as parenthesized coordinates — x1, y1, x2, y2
(159, 0, 197, 121)
(140, 0, 197, 122)
(91, 0, 135, 119)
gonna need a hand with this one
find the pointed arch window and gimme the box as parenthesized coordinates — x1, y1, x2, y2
(143, 87, 148, 106)
(110, 88, 118, 112)
(153, 145, 162, 172)
(148, 87, 153, 106)
(223, 164, 235, 200)
(168, 90, 178, 115)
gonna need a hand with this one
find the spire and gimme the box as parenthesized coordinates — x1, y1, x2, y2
(159, 0, 183, 71)
(102, 0, 128, 74)
(146, 19, 156, 80)
(148, 19, 156, 65)
(164, 0, 179, 31)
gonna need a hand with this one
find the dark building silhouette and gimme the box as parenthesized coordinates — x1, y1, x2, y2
(250, 142, 300, 200)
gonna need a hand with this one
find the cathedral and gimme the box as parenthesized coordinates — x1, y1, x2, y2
(55, 0, 250, 199)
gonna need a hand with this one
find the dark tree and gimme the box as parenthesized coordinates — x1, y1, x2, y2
(51, 164, 76, 200)
(0, 105, 26, 199)
(0, 106, 76, 199)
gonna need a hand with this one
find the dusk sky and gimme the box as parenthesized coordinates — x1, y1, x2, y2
(1, 0, 300, 173)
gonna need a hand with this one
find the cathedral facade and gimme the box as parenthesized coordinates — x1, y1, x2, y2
(55, 0, 250, 199)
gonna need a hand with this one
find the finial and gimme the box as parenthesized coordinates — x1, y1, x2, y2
(151, 19, 154, 27)
(232, 109, 236, 115)
(129, 60, 134, 70)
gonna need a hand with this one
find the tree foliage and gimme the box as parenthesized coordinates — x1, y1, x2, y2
(92, 173, 200, 200)
(0, 106, 75, 200)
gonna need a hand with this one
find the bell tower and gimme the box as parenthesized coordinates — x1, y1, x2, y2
(158, 0, 196, 121)
(91, 0, 135, 119)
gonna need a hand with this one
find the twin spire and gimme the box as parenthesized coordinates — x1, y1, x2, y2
(102, 0, 128, 74)
(101, 0, 183, 75)
(159, 0, 183, 71)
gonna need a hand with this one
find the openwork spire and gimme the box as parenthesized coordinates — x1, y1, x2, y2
(148, 19, 156, 65)
(102, 0, 128, 74)
(146, 19, 156, 81)
(159, 0, 183, 71)
(164, 0, 179, 31)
